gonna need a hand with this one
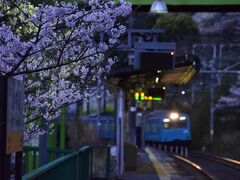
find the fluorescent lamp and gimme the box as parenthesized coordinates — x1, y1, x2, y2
(150, 0, 168, 13)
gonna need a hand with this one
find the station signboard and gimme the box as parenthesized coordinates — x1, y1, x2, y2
(134, 42, 176, 72)
(6, 78, 24, 154)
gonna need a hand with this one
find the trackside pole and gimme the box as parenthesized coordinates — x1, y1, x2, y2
(180, 146, 184, 156)
(159, 144, 162, 150)
(175, 146, 178, 154)
(184, 147, 188, 157)
(116, 87, 124, 176)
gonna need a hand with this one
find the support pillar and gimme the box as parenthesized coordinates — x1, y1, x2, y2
(129, 100, 136, 144)
(0, 77, 10, 180)
(15, 151, 23, 180)
(141, 107, 146, 150)
(116, 87, 124, 176)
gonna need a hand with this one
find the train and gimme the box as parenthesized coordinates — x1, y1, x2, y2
(144, 110, 191, 145)
(80, 114, 115, 139)
(81, 110, 191, 145)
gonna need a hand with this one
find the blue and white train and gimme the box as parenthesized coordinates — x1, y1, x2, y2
(144, 110, 191, 144)
(81, 109, 191, 145)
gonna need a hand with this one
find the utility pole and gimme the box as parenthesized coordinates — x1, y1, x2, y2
(210, 84, 215, 142)
(97, 80, 102, 136)
(116, 85, 124, 176)
(39, 123, 47, 166)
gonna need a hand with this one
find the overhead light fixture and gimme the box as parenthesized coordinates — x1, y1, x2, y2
(150, 0, 168, 13)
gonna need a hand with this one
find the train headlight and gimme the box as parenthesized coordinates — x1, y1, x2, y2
(169, 112, 179, 120)
(163, 118, 170, 122)
(179, 116, 186, 120)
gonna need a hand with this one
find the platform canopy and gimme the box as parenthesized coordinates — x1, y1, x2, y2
(72, 0, 240, 5)
(126, 0, 240, 11)
(160, 66, 196, 85)
(128, 0, 240, 5)
(71, 0, 240, 10)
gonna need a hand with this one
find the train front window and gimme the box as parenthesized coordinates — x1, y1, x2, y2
(163, 120, 187, 129)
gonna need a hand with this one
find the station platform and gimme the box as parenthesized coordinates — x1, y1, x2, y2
(122, 148, 170, 180)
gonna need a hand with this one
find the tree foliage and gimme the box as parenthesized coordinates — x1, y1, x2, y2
(0, 0, 131, 141)
(153, 13, 199, 37)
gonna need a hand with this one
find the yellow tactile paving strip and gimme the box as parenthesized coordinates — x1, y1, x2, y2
(145, 148, 171, 180)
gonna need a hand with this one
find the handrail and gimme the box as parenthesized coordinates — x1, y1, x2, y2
(23, 146, 75, 154)
(22, 152, 79, 180)
(23, 146, 75, 174)
(22, 145, 111, 180)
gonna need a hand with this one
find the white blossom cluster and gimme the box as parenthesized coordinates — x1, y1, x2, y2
(217, 86, 240, 108)
(217, 73, 240, 109)
(0, 0, 131, 141)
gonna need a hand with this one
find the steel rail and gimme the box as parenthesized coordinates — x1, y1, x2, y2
(172, 154, 216, 180)
(190, 152, 240, 171)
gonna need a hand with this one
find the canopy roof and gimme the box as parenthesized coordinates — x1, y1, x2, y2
(72, 0, 240, 5)
(128, 0, 240, 5)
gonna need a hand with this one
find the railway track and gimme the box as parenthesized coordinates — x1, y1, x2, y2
(149, 148, 215, 179)
(172, 154, 216, 180)
(190, 152, 240, 170)
(188, 152, 240, 180)
(150, 147, 240, 180)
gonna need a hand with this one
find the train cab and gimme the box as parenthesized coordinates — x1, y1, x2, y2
(144, 110, 191, 143)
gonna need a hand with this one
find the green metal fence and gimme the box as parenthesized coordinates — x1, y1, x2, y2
(22, 146, 111, 180)
(23, 146, 74, 175)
